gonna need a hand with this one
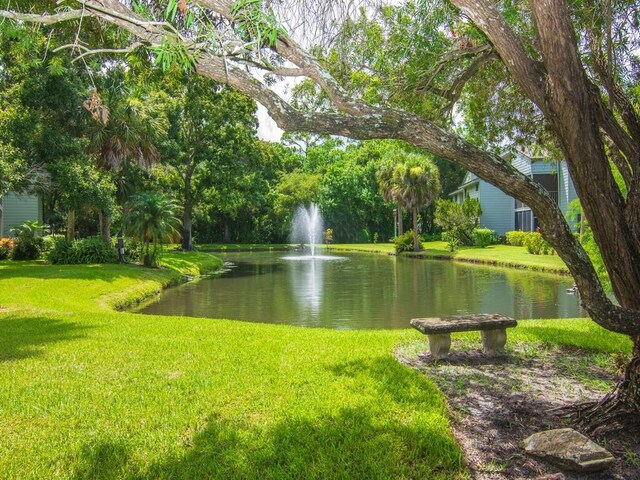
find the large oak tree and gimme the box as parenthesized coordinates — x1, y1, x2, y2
(2, 0, 639, 421)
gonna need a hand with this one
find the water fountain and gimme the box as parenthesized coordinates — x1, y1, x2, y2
(290, 204, 323, 257)
(284, 204, 344, 261)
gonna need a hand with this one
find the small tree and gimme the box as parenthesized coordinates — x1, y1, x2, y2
(124, 193, 180, 267)
(434, 198, 482, 251)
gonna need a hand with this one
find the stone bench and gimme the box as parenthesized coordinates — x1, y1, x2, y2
(410, 313, 517, 359)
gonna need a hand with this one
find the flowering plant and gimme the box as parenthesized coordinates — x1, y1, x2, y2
(0, 237, 14, 260)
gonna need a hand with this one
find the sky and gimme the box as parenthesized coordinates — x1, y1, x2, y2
(256, 104, 284, 142)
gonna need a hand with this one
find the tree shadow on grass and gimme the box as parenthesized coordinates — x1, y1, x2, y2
(71, 441, 132, 480)
(131, 356, 463, 479)
(0, 314, 90, 362)
(514, 324, 632, 354)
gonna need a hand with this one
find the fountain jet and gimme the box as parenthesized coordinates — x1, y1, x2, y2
(290, 204, 324, 257)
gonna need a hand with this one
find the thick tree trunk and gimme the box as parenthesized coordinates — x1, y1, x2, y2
(0, 197, 3, 237)
(66, 210, 75, 241)
(621, 338, 640, 412)
(182, 210, 192, 251)
(412, 207, 420, 252)
(99, 210, 111, 244)
(397, 205, 403, 236)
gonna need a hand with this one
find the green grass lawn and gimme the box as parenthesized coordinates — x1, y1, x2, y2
(325, 242, 569, 273)
(0, 253, 463, 479)
(0, 251, 631, 479)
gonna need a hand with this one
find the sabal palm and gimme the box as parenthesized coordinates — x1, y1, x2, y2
(395, 154, 441, 251)
(377, 154, 407, 235)
(85, 84, 164, 243)
(124, 193, 180, 267)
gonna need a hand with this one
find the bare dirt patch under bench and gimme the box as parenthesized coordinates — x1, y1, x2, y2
(396, 342, 640, 479)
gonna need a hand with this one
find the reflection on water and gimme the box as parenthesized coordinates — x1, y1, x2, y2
(139, 251, 586, 329)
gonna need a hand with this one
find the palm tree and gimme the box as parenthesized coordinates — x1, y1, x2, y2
(84, 81, 165, 243)
(395, 153, 441, 252)
(124, 193, 180, 267)
(377, 155, 405, 236)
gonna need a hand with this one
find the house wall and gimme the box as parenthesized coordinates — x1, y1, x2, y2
(1, 192, 42, 237)
(477, 182, 514, 235)
(511, 152, 533, 176)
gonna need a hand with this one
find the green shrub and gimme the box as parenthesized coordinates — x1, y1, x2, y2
(420, 232, 442, 242)
(395, 230, 420, 253)
(434, 198, 482, 248)
(505, 230, 528, 246)
(42, 234, 65, 253)
(122, 237, 142, 263)
(48, 237, 118, 264)
(0, 238, 14, 260)
(441, 231, 460, 251)
(473, 228, 497, 248)
(10, 221, 45, 260)
(124, 193, 180, 267)
(524, 232, 553, 255)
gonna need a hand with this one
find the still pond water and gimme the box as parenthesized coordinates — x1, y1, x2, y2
(139, 251, 586, 329)
(140, 251, 586, 329)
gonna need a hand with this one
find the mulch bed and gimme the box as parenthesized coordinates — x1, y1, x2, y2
(396, 344, 640, 480)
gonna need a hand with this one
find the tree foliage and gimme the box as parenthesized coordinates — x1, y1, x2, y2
(434, 198, 482, 251)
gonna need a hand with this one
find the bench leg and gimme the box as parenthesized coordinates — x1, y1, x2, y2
(481, 329, 507, 355)
(428, 333, 451, 360)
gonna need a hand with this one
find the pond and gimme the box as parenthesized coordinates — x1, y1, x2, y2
(138, 251, 586, 329)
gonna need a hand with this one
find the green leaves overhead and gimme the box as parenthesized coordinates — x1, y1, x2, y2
(150, 37, 197, 72)
(231, 0, 288, 49)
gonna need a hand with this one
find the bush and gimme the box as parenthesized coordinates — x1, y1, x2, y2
(48, 237, 118, 264)
(420, 232, 442, 242)
(42, 234, 65, 253)
(473, 228, 497, 248)
(10, 221, 44, 260)
(394, 230, 421, 253)
(0, 238, 14, 260)
(441, 231, 460, 251)
(505, 230, 528, 246)
(119, 237, 142, 263)
(323, 228, 333, 244)
(434, 198, 482, 249)
(524, 232, 553, 255)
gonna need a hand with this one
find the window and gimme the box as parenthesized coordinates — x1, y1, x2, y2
(533, 173, 558, 203)
(515, 210, 532, 231)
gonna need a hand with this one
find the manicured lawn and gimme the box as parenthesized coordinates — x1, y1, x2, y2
(0, 253, 463, 479)
(325, 242, 570, 274)
(0, 251, 630, 479)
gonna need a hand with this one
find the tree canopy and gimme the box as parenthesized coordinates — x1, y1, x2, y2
(1, 0, 640, 413)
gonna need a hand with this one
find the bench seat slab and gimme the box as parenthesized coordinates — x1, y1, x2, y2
(410, 313, 516, 335)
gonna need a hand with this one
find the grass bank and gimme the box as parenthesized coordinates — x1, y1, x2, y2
(325, 242, 570, 274)
(0, 252, 631, 479)
(197, 243, 291, 252)
(0, 253, 463, 479)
